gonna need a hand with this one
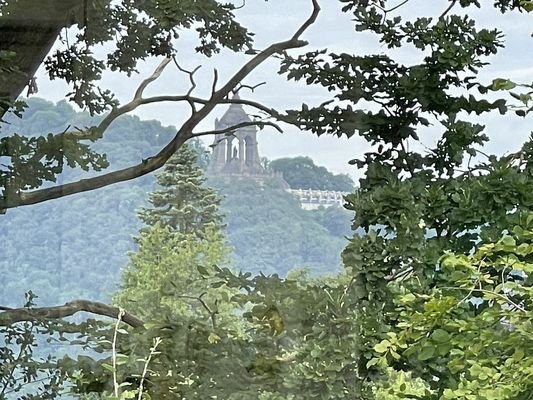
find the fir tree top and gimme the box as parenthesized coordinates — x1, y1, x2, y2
(138, 142, 223, 236)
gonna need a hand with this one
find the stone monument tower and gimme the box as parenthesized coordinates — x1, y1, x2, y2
(208, 94, 266, 176)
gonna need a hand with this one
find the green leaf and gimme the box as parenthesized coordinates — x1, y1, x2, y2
(431, 329, 450, 343)
(101, 363, 115, 373)
(374, 340, 391, 353)
(197, 265, 210, 276)
(417, 345, 435, 361)
(491, 78, 516, 91)
(366, 357, 380, 368)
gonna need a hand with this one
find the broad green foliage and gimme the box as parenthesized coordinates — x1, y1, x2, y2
(375, 224, 533, 399)
(2, 1, 532, 400)
(278, 0, 533, 398)
(269, 156, 355, 191)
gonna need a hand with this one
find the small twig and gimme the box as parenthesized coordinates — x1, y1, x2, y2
(3, 376, 53, 396)
(374, 0, 411, 25)
(177, 293, 212, 315)
(177, 294, 218, 328)
(385, 266, 413, 281)
(291, 0, 320, 41)
(172, 56, 201, 97)
(234, 82, 266, 94)
(137, 337, 162, 400)
(112, 308, 125, 398)
(211, 68, 219, 95)
(384, 0, 411, 13)
(442, 287, 527, 313)
(400, 140, 415, 176)
(341, 276, 357, 303)
(209, 133, 237, 148)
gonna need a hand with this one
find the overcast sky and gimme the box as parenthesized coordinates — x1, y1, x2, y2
(34, 0, 532, 179)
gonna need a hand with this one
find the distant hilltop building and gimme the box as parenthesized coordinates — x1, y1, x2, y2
(208, 97, 346, 209)
(208, 94, 269, 177)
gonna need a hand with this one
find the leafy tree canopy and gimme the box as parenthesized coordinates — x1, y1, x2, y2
(276, 0, 533, 398)
(0, 0, 253, 113)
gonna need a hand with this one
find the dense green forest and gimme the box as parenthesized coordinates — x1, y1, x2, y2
(0, 98, 352, 306)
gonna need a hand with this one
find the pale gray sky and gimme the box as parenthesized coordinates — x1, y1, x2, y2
(34, 0, 532, 179)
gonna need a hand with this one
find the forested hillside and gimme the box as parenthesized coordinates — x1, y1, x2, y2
(270, 156, 354, 191)
(0, 98, 352, 306)
(210, 177, 350, 276)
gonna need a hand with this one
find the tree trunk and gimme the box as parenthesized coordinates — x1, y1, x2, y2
(0, 0, 83, 117)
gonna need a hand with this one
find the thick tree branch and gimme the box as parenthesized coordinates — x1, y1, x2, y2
(0, 300, 144, 328)
(0, 0, 320, 210)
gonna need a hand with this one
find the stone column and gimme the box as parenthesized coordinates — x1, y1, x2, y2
(239, 138, 245, 171)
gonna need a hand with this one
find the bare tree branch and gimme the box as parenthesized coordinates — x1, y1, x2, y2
(233, 81, 267, 94)
(440, 0, 457, 19)
(134, 58, 172, 100)
(291, 0, 320, 41)
(385, 266, 413, 281)
(192, 120, 282, 138)
(177, 293, 218, 329)
(64, 58, 174, 142)
(172, 57, 202, 97)
(0, 300, 144, 328)
(0, 0, 321, 211)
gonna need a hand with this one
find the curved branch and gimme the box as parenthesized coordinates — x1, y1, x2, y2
(65, 58, 173, 141)
(0, 300, 144, 328)
(0, 0, 321, 210)
(291, 0, 320, 41)
(134, 58, 172, 100)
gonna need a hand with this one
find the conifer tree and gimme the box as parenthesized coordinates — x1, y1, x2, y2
(137, 140, 223, 236)
(115, 140, 229, 317)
